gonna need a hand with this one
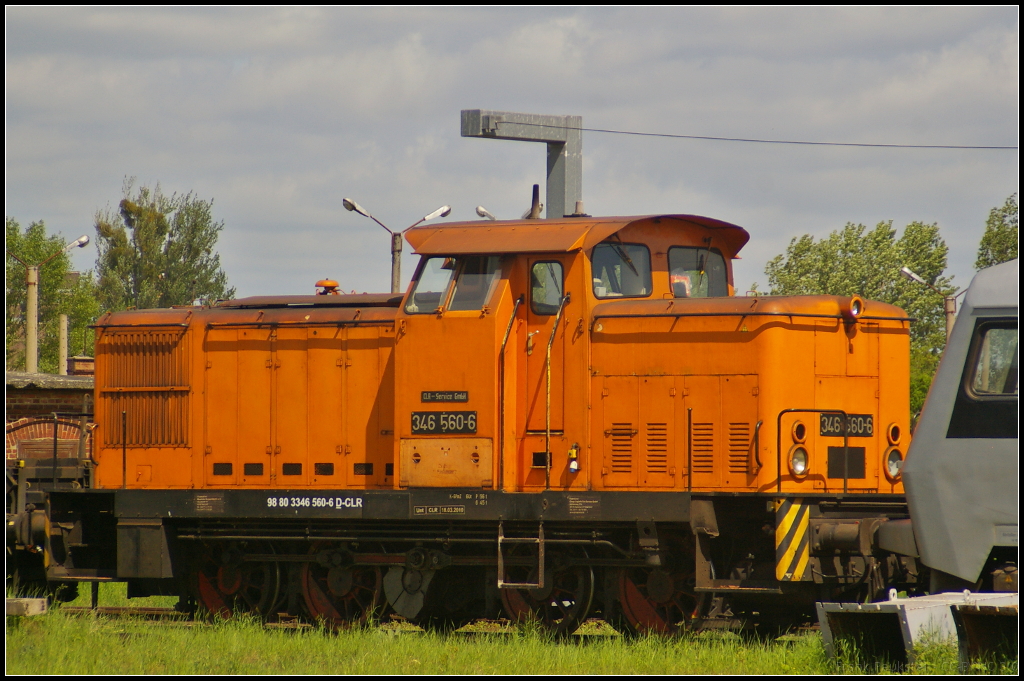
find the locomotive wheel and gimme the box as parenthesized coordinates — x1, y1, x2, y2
(500, 549, 595, 636)
(300, 542, 383, 629)
(616, 565, 703, 636)
(193, 542, 281, 620)
(410, 567, 484, 634)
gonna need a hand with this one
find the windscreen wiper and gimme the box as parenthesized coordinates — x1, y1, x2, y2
(697, 237, 713, 291)
(611, 243, 638, 276)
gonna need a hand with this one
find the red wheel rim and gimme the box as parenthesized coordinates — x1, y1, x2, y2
(617, 567, 700, 635)
(192, 543, 280, 620)
(300, 543, 383, 629)
(196, 566, 232, 619)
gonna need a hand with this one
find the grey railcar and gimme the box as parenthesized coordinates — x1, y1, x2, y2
(902, 258, 1018, 592)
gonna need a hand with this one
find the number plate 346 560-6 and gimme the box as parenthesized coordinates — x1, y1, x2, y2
(819, 413, 874, 437)
(411, 411, 477, 435)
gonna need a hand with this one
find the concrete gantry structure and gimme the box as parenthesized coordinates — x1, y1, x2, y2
(461, 109, 582, 220)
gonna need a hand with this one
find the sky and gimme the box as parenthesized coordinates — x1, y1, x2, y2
(5, 7, 1019, 298)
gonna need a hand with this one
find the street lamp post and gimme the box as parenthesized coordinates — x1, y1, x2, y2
(6, 235, 90, 373)
(343, 199, 451, 294)
(900, 266, 959, 340)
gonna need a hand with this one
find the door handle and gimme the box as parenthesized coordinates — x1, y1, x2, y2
(526, 330, 539, 355)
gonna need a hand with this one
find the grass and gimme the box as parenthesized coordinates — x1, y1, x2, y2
(5, 584, 1016, 675)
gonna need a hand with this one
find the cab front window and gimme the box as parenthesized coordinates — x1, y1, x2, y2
(405, 256, 502, 314)
(449, 256, 502, 311)
(591, 243, 652, 299)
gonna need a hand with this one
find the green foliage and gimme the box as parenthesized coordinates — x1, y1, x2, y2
(5, 217, 100, 372)
(764, 221, 955, 415)
(94, 179, 235, 311)
(975, 193, 1018, 270)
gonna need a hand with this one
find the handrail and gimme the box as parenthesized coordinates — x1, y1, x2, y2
(775, 408, 850, 494)
(204, 319, 394, 328)
(497, 296, 524, 491)
(545, 293, 571, 490)
(591, 310, 913, 331)
(91, 322, 190, 329)
(752, 420, 763, 474)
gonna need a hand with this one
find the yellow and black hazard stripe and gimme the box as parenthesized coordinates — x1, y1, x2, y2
(775, 497, 810, 581)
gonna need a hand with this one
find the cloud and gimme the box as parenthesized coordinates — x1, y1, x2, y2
(5, 7, 1018, 297)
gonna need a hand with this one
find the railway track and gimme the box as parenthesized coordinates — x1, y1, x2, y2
(58, 606, 319, 629)
(52, 605, 820, 638)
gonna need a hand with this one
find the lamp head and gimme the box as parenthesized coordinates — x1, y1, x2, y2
(343, 198, 370, 218)
(64, 235, 90, 251)
(422, 205, 452, 222)
(899, 266, 927, 285)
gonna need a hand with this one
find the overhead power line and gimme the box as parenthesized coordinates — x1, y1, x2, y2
(509, 121, 1017, 150)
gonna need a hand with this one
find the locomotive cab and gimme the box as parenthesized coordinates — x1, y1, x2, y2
(393, 215, 751, 493)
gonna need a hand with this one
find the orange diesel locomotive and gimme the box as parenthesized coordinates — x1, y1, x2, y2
(12, 213, 917, 634)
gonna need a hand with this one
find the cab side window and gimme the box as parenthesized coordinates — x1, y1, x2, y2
(970, 325, 1018, 396)
(668, 247, 727, 298)
(531, 262, 563, 315)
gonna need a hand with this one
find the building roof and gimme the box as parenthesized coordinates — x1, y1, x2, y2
(6, 372, 94, 390)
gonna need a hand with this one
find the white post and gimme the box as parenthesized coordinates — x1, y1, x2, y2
(391, 232, 403, 294)
(944, 296, 957, 340)
(26, 265, 39, 373)
(59, 314, 69, 375)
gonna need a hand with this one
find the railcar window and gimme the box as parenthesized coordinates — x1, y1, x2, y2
(970, 325, 1018, 396)
(947, 318, 1018, 439)
(591, 243, 652, 299)
(668, 247, 727, 298)
(405, 257, 456, 314)
(531, 261, 563, 315)
(449, 256, 502, 311)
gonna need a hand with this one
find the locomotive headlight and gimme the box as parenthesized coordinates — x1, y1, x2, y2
(886, 422, 902, 446)
(791, 421, 807, 444)
(841, 295, 865, 321)
(884, 447, 904, 482)
(788, 445, 809, 477)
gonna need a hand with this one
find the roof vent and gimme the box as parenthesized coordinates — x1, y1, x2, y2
(566, 200, 591, 218)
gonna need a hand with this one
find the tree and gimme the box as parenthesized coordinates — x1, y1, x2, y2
(6, 218, 101, 372)
(975, 194, 1018, 270)
(763, 220, 956, 415)
(94, 179, 235, 311)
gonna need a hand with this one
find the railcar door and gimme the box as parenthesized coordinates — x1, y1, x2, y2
(203, 327, 273, 487)
(342, 326, 386, 487)
(305, 326, 345, 487)
(517, 256, 573, 488)
(273, 328, 309, 486)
